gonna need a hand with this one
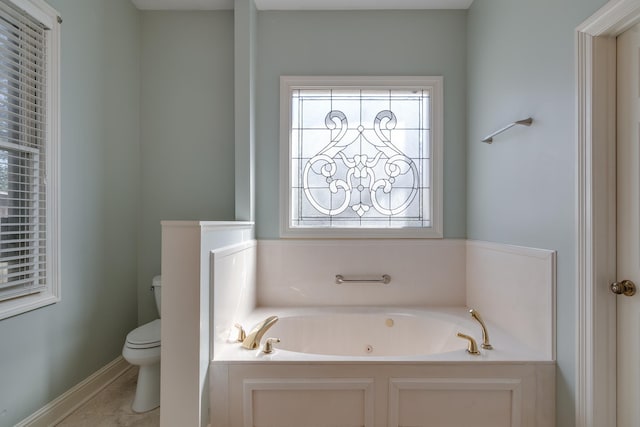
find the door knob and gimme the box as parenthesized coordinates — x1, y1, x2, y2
(610, 280, 636, 296)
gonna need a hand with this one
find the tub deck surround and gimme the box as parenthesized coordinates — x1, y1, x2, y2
(211, 240, 257, 360)
(252, 239, 555, 359)
(161, 221, 255, 427)
(466, 241, 556, 361)
(206, 238, 556, 427)
(256, 239, 467, 307)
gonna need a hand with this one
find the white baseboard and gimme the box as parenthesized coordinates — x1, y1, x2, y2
(15, 356, 132, 427)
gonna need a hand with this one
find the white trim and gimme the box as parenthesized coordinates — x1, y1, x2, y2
(160, 220, 254, 230)
(577, 0, 640, 35)
(131, 0, 475, 11)
(46, 0, 61, 314)
(0, 292, 58, 321)
(242, 378, 374, 427)
(388, 378, 523, 427)
(211, 239, 256, 259)
(279, 75, 444, 239)
(6, 0, 59, 29)
(15, 357, 131, 427)
(575, 1, 640, 426)
(466, 239, 557, 259)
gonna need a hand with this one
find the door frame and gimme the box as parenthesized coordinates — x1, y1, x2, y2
(576, 1, 640, 426)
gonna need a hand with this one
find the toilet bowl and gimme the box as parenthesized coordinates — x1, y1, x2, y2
(122, 276, 161, 413)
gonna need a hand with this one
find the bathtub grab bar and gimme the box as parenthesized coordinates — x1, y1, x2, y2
(335, 274, 391, 285)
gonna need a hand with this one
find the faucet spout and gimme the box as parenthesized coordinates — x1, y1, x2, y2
(469, 309, 493, 350)
(242, 315, 279, 349)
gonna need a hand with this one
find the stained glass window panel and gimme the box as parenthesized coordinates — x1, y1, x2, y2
(290, 87, 432, 229)
(282, 76, 442, 238)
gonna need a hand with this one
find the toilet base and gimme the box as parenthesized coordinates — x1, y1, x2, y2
(132, 362, 160, 413)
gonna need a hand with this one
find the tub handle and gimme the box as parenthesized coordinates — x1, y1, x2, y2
(263, 338, 280, 354)
(457, 332, 481, 355)
(234, 324, 246, 342)
(335, 274, 391, 285)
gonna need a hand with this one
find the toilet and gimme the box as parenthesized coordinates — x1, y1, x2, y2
(122, 275, 162, 413)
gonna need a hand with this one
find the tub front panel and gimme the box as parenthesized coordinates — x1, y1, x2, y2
(211, 362, 555, 427)
(245, 378, 374, 427)
(390, 378, 520, 427)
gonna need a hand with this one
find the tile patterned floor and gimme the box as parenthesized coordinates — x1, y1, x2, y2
(56, 366, 159, 427)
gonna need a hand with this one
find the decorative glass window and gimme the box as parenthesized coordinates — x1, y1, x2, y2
(280, 76, 443, 238)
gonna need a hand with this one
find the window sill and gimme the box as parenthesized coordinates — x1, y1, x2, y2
(0, 290, 59, 321)
(280, 227, 443, 239)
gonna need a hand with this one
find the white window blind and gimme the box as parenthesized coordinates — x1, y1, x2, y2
(0, 0, 47, 302)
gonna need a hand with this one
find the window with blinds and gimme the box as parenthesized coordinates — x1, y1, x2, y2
(0, 0, 59, 315)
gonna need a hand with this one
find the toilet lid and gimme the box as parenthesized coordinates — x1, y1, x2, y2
(126, 319, 161, 349)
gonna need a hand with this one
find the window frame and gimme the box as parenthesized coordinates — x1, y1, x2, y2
(0, 0, 60, 320)
(279, 75, 443, 239)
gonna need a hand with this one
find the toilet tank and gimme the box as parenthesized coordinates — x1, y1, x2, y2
(152, 275, 162, 317)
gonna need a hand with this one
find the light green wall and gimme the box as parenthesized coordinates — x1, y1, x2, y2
(466, 1, 606, 425)
(138, 11, 236, 323)
(0, 0, 140, 425)
(255, 10, 467, 239)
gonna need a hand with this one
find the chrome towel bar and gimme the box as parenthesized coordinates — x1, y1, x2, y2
(482, 117, 533, 143)
(335, 274, 391, 285)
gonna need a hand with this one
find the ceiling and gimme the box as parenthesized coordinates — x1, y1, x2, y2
(131, 0, 474, 11)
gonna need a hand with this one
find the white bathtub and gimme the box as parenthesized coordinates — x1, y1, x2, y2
(215, 306, 547, 362)
(267, 310, 464, 357)
(212, 307, 555, 427)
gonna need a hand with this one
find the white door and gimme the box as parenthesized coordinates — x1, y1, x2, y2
(617, 21, 640, 426)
